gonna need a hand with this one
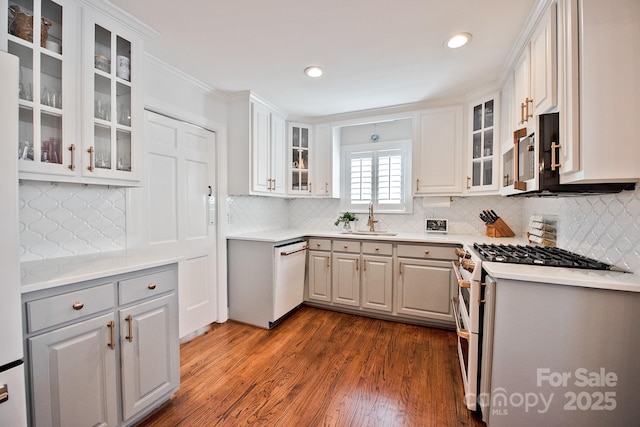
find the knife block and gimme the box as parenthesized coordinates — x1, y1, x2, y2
(485, 218, 515, 238)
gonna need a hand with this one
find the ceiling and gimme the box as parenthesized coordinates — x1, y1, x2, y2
(110, 0, 536, 118)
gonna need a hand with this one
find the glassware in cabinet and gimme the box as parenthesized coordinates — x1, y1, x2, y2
(84, 17, 136, 180)
(289, 124, 311, 194)
(468, 97, 498, 192)
(7, 0, 76, 176)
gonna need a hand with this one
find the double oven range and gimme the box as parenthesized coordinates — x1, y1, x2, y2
(451, 243, 626, 417)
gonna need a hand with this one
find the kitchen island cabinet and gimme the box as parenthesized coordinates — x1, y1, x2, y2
(22, 264, 179, 427)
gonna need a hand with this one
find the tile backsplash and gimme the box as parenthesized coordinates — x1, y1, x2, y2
(19, 180, 640, 275)
(19, 181, 126, 261)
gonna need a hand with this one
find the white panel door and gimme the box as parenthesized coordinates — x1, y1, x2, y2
(144, 111, 217, 338)
(331, 253, 360, 307)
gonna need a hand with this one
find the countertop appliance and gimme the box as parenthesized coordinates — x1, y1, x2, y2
(0, 50, 28, 426)
(473, 243, 628, 272)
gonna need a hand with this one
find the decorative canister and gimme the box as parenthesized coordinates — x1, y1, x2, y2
(116, 55, 130, 80)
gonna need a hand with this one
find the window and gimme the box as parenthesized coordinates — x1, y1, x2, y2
(341, 140, 412, 213)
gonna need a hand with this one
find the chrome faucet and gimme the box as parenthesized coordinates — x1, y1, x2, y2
(367, 201, 378, 232)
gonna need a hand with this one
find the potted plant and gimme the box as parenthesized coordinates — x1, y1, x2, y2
(335, 212, 358, 231)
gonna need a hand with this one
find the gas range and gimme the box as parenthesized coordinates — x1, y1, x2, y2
(472, 243, 628, 273)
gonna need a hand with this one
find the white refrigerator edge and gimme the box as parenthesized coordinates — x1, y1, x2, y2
(0, 49, 28, 426)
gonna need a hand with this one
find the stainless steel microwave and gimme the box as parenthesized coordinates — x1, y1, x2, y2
(502, 113, 634, 196)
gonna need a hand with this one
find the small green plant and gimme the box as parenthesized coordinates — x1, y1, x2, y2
(334, 211, 358, 226)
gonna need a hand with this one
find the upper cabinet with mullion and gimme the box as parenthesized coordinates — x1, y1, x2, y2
(4, 0, 80, 179)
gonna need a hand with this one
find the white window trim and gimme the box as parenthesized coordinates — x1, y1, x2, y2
(340, 139, 412, 214)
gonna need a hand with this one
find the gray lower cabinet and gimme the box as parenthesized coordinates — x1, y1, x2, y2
(396, 258, 457, 322)
(23, 264, 179, 427)
(305, 238, 457, 326)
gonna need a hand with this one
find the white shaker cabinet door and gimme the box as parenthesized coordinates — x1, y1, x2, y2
(120, 293, 179, 422)
(308, 250, 332, 302)
(331, 253, 361, 307)
(28, 313, 117, 427)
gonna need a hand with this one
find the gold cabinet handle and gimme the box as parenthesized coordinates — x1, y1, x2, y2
(72, 301, 84, 311)
(416, 179, 420, 192)
(308, 182, 312, 193)
(466, 176, 471, 190)
(316, 243, 321, 248)
(356, 258, 359, 271)
(551, 142, 562, 171)
(424, 249, 430, 255)
(399, 262, 403, 275)
(0, 384, 9, 404)
(148, 283, 156, 290)
(107, 320, 115, 349)
(520, 101, 526, 124)
(271, 179, 276, 190)
(267, 178, 272, 190)
(363, 259, 367, 271)
(125, 315, 133, 342)
(325, 182, 329, 194)
(526, 97, 533, 121)
(375, 247, 379, 251)
(68, 144, 76, 171)
(344, 245, 348, 249)
(326, 256, 330, 268)
(87, 147, 95, 171)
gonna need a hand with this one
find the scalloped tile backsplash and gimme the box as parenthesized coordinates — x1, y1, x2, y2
(19, 181, 126, 261)
(18, 181, 640, 274)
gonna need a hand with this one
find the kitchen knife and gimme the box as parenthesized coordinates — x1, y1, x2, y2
(490, 210, 500, 221)
(484, 210, 496, 224)
(479, 212, 490, 223)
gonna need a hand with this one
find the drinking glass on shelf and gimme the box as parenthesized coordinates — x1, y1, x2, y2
(19, 83, 32, 101)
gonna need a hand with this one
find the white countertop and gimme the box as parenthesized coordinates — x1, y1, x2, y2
(227, 229, 640, 292)
(21, 247, 183, 294)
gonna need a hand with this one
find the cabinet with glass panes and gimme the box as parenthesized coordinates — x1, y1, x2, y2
(82, 7, 142, 182)
(288, 123, 312, 195)
(466, 94, 499, 193)
(5, 0, 79, 178)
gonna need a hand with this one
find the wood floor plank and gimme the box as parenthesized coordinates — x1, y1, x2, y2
(135, 306, 486, 427)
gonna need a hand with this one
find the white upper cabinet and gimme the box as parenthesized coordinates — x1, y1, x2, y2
(413, 106, 464, 195)
(3, 0, 153, 185)
(311, 123, 335, 197)
(466, 93, 500, 194)
(5, 0, 79, 179)
(557, 0, 640, 184)
(512, 2, 557, 135)
(81, 7, 144, 183)
(287, 122, 312, 196)
(228, 92, 287, 196)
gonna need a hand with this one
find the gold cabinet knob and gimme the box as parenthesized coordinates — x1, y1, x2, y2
(148, 283, 157, 290)
(424, 250, 430, 255)
(72, 301, 84, 310)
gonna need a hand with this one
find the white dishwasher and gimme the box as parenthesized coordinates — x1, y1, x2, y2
(273, 240, 308, 322)
(228, 239, 308, 329)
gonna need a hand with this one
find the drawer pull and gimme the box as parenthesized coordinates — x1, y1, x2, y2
(316, 243, 321, 248)
(0, 384, 8, 404)
(107, 321, 115, 350)
(375, 247, 379, 251)
(424, 250, 430, 255)
(72, 301, 84, 311)
(344, 245, 348, 249)
(125, 315, 133, 343)
(148, 283, 157, 290)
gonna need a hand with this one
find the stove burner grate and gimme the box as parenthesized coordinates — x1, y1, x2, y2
(472, 243, 628, 272)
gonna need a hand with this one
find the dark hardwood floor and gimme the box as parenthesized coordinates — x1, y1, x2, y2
(135, 306, 486, 427)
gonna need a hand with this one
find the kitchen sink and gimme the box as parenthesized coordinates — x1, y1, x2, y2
(341, 231, 398, 236)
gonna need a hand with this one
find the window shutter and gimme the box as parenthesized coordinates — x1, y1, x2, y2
(349, 152, 372, 205)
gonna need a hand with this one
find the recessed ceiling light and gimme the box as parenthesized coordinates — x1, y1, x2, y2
(445, 32, 472, 49)
(304, 66, 324, 78)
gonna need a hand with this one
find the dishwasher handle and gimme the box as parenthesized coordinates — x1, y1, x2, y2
(280, 244, 309, 256)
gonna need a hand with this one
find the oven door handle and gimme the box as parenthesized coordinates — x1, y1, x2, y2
(451, 261, 471, 288)
(451, 296, 470, 340)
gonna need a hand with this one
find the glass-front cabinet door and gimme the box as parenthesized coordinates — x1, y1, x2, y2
(5, 0, 78, 177)
(82, 8, 140, 182)
(288, 123, 311, 195)
(467, 95, 499, 193)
